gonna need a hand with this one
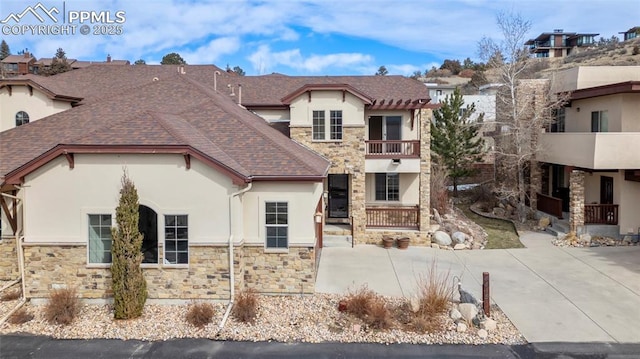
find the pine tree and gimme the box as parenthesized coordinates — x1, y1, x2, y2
(375, 65, 388, 76)
(160, 52, 186, 65)
(111, 171, 147, 319)
(43, 47, 71, 76)
(0, 40, 10, 60)
(431, 88, 485, 196)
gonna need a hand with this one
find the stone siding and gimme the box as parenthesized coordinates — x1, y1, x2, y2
(0, 238, 19, 280)
(569, 170, 585, 232)
(291, 126, 367, 244)
(418, 108, 432, 246)
(242, 246, 315, 294)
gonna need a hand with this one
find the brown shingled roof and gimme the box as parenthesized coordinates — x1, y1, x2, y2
(0, 73, 329, 185)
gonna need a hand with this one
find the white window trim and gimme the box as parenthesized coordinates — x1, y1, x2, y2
(374, 173, 400, 202)
(261, 199, 290, 253)
(163, 214, 189, 266)
(83, 208, 115, 268)
(311, 110, 343, 142)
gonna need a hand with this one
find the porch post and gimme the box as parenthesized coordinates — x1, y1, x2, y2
(529, 160, 541, 212)
(418, 108, 432, 245)
(569, 169, 585, 233)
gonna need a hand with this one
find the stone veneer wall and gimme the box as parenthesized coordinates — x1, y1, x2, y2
(242, 246, 315, 294)
(529, 161, 542, 212)
(0, 238, 19, 280)
(20, 243, 315, 299)
(290, 126, 367, 243)
(417, 108, 432, 246)
(569, 170, 585, 233)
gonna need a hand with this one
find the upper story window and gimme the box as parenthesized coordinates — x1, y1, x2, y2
(550, 108, 565, 133)
(312, 110, 342, 141)
(591, 110, 608, 132)
(15, 111, 29, 127)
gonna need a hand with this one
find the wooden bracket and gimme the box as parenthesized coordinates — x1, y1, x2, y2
(184, 154, 191, 170)
(63, 151, 74, 169)
(0, 195, 17, 235)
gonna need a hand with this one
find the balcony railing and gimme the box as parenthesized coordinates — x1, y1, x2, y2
(585, 204, 618, 225)
(537, 193, 563, 219)
(365, 140, 420, 158)
(366, 206, 419, 229)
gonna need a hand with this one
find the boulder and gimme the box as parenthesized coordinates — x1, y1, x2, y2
(579, 233, 592, 245)
(458, 303, 479, 322)
(433, 231, 452, 246)
(449, 308, 462, 321)
(493, 207, 506, 217)
(453, 243, 466, 250)
(456, 322, 468, 333)
(538, 216, 550, 228)
(452, 231, 467, 244)
(410, 296, 420, 313)
(477, 328, 488, 339)
(622, 236, 632, 244)
(431, 243, 440, 249)
(432, 208, 443, 225)
(481, 318, 497, 331)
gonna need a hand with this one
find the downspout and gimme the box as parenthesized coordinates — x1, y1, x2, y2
(0, 191, 27, 325)
(219, 182, 252, 329)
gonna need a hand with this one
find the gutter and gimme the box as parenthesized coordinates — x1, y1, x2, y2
(218, 182, 252, 329)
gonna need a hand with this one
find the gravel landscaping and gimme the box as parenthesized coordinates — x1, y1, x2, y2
(0, 290, 525, 345)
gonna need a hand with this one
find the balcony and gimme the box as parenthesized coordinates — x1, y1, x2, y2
(538, 133, 640, 169)
(365, 140, 420, 158)
(366, 206, 419, 229)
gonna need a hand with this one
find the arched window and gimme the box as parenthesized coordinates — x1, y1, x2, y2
(15, 111, 29, 127)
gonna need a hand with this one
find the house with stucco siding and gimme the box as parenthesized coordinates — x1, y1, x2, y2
(0, 64, 433, 300)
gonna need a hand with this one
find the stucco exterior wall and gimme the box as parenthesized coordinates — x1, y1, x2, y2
(0, 87, 71, 132)
(251, 109, 290, 122)
(289, 90, 365, 127)
(551, 66, 640, 93)
(364, 173, 419, 204)
(566, 95, 623, 132)
(363, 110, 418, 141)
(618, 176, 640, 235)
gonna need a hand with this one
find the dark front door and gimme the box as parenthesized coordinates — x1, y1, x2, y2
(368, 116, 383, 140)
(600, 176, 614, 204)
(328, 174, 349, 218)
(138, 205, 158, 264)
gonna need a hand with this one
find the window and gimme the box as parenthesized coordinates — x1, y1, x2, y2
(375, 173, 399, 201)
(15, 111, 29, 127)
(88, 214, 112, 264)
(164, 215, 188, 264)
(312, 110, 325, 140)
(311, 110, 342, 140)
(265, 202, 288, 249)
(591, 111, 608, 132)
(550, 108, 565, 132)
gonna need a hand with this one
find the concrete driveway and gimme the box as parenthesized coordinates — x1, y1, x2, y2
(315, 231, 640, 343)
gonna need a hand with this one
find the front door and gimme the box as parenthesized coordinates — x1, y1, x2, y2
(600, 176, 614, 204)
(328, 174, 349, 218)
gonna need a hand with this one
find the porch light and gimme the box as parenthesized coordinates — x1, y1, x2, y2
(314, 212, 323, 223)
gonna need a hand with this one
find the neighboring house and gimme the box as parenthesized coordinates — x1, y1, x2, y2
(0, 65, 434, 300)
(619, 26, 639, 41)
(34, 55, 129, 74)
(1, 53, 36, 77)
(525, 29, 599, 58)
(536, 66, 640, 238)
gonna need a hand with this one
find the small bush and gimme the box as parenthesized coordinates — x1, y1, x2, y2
(633, 46, 639, 55)
(343, 285, 376, 318)
(364, 298, 392, 330)
(8, 307, 33, 325)
(233, 289, 258, 323)
(411, 315, 444, 333)
(415, 262, 454, 318)
(44, 287, 80, 325)
(186, 302, 215, 328)
(0, 289, 21, 301)
(458, 69, 475, 78)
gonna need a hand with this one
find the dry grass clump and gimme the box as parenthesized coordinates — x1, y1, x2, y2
(342, 285, 392, 330)
(410, 262, 455, 333)
(186, 302, 215, 328)
(44, 287, 80, 325)
(0, 289, 21, 301)
(8, 307, 34, 325)
(233, 289, 258, 323)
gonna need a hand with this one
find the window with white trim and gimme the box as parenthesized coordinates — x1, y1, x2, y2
(375, 173, 399, 201)
(265, 202, 288, 249)
(15, 111, 29, 127)
(88, 214, 112, 264)
(164, 215, 188, 264)
(591, 110, 608, 132)
(312, 110, 342, 140)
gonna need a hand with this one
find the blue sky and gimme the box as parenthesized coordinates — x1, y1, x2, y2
(1, 0, 638, 75)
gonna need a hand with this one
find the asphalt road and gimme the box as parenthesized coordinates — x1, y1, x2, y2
(1, 335, 640, 359)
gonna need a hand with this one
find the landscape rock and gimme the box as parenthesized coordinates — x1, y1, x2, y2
(579, 233, 592, 245)
(458, 303, 479, 322)
(481, 318, 497, 332)
(453, 243, 466, 250)
(410, 296, 420, 313)
(431, 243, 440, 249)
(353, 324, 361, 333)
(477, 329, 488, 339)
(433, 231, 452, 246)
(432, 208, 443, 225)
(456, 322, 468, 333)
(492, 208, 506, 217)
(449, 308, 462, 321)
(452, 231, 467, 244)
(622, 236, 632, 244)
(538, 217, 550, 228)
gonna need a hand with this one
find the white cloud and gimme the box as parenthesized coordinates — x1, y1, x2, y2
(181, 37, 240, 65)
(248, 45, 373, 74)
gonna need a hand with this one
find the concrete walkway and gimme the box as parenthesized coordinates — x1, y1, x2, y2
(315, 231, 640, 343)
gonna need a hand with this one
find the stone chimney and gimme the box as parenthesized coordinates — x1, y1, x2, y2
(24, 51, 30, 59)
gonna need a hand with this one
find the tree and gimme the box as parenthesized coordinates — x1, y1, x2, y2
(409, 70, 422, 80)
(431, 88, 485, 196)
(440, 59, 462, 75)
(42, 47, 71, 76)
(111, 171, 147, 319)
(478, 11, 566, 221)
(375, 65, 388, 76)
(0, 40, 10, 60)
(134, 59, 146, 65)
(160, 52, 186, 65)
(226, 64, 245, 76)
